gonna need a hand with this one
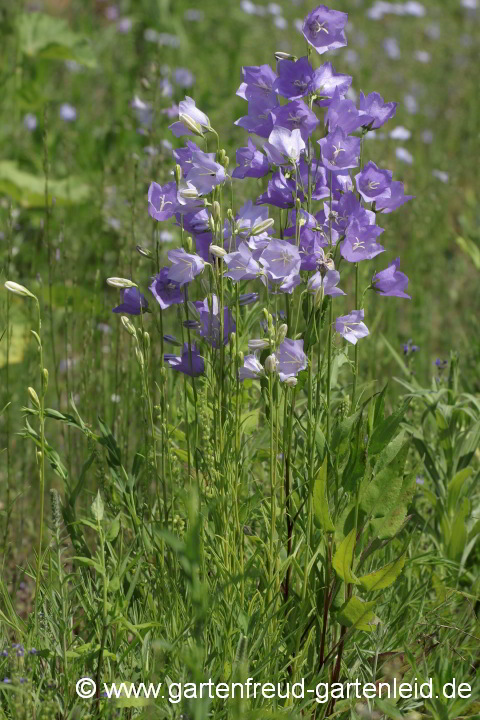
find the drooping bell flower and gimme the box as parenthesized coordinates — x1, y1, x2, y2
(165, 342, 205, 376)
(359, 91, 397, 129)
(232, 138, 270, 179)
(112, 287, 148, 315)
(148, 181, 178, 222)
(149, 268, 183, 309)
(275, 338, 307, 381)
(336, 310, 369, 345)
(167, 248, 205, 286)
(372, 258, 411, 298)
(355, 161, 393, 203)
(302, 6, 348, 55)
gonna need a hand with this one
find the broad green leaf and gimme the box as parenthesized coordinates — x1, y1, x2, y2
(72, 557, 104, 575)
(360, 441, 408, 516)
(17, 12, 97, 68)
(313, 457, 334, 532)
(447, 498, 469, 562)
(91, 491, 104, 523)
(358, 552, 407, 592)
(0, 161, 91, 208)
(336, 596, 378, 632)
(106, 513, 121, 542)
(368, 399, 411, 455)
(332, 528, 359, 584)
(374, 698, 405, 720)
(371, 472, 416, 538)
(448, 467, 473, 512)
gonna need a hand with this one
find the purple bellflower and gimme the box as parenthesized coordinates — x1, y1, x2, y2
(311, 63, 352, 106)
(319, 128, 361, 171)
(271, 100, 319, 142)
(341, 218, 385, 262)
(165, 342, 204, 376)
(169, 96, 212, 137)
(235, 95, 278, 138)
(148, 181, 177, 221)
(167, 248, 205, 286)
(259, 239, 301, 282)
(308, 269, 346, 297)
(273, 56, 314, 99)
(112, 287, 148, 315)
(359, 91, 397, 129)
(372, 257, 411, 298)
(237, 64, 278, 104)
(224, 242, 261, 281)
(302, 6, 348, 55)
(149, 268, 184, 309)
(264, 127, 306, 165)
(376, 181, 415, 213)
(355, 161, 393, 203)
(325, 89, 373, 134)
(187, 151, 226, 195)
(275, 338, 307, 381)
(194, 295, 236, 348)
(336, 310, 369, 345)
(232, 138, 270, 179)
(238, 353, 265, 381)
(256, 169, 304, 209)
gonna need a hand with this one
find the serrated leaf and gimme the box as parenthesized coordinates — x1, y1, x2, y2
(91, 491, 104, 522)
(313, 456, 334, 532)
(358, 552, 407, 592)
(336, 596, 378, 632)
(332, 528, 359, 584)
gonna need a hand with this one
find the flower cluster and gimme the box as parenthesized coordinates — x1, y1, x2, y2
(109, 3, 413, 387)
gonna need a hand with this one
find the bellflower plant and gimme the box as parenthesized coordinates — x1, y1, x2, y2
(106, 6, 416, 702)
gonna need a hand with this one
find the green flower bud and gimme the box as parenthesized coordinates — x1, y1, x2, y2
(265, 354, 277, 374)
(106, 277, 137, 289)
(179, 113, 204, 137)
(276, 323, 288, 344)
(121, 316, 137, 337)
(42, 368, 49, 393)
(209, 244, 227, 258)
(135, 348, 144, 367)
(136, 245, 153, 259)
(251, 218, 275, 236)
(28, 386, 40, 409)
(212, 201, 221, 221)
(237, 351, 244, 365)
(4, 281, 36, 299)
(285, 377, 297, 388)
(174, 164, 182, 185)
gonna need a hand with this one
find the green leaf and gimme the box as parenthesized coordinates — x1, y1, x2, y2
(0, 161, 91, 208)
(371, 472, 416, 538)
(336, 596, 378, 632)
(17, 12, 97, 68)
(91, 491, 104, 523)
(360, 441, 409, 516)
(448, 467, 473, 512)
(368, 399, 411, 455)
(72, 557, 104, 575)
(106, 513, 121, 542)
(358, 551, 407, 592)
(447, 498, 469, 562)
(374, 698, 405, 720)
(332, 528, 359, 584)
(313, 457, 334, 532)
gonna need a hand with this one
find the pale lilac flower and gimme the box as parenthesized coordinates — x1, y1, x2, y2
(404, 1, 426, 16)
(117, 17, 132, 33)
(169, 96, 212, 137)
(148, 181, 177, 221)
(359, 91, 397, 129)
(336, 310, 369, 345)
(274, 16, 287, 29)
(167, 248, 205, 286)
(395, 147, 414, 164)
(233, 138, 270, 179)
(319, 128, 361, 171)
(414, 50, 431, 63)
(237, 64, 278, 103)
(275, 338, 307, 381)
(24, 113, 37, 131)
(112, 287, 148, 315)
(341, 219, 385, 262)
(432, 169, 449, 183)
(239, 354, 265, 380)
(165, 343, 204, 376)
(187, 152, 226, 195)
(259, 239, 301, 281)
(355, 161, 392, 203)
(149, 268, 183, 309)
(184, 9, 204, 21)
(264, 127, 306, 165)
(383, 37, 401, 60)
(59, 103, 76, 122)
(422, 130, 434, 144)
(271, 100, 319, 142)
(174, 68, 195, 87)
(131, 96, 152, 127)
(273, 56, 314, 100)
(308, 269, 346, 297)
(376, 181, 414, 213)
(404, 94, 418, 114)
(389, 126, 411, 141)
(224, 242, 261, 282)
(311, 62, 352, 106)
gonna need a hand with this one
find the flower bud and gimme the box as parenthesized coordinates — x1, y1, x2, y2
(314, 286, 324, 309)
(135, 348, 144, 368)
(42, 368, 49, 393)
(251, 218, 275, 236)
(143, 331, 150, 351)
(264, 354, 277, 374)
(227, 208, 234, 222)
(179, 113, 204, 137)
(212, 201, 221, 221)
(295, 197, 301, 211)
(248, 338, 270, 350)
(31, 330, 41, 348)
(136, 245, 153, 259)
(276, 323, 288, 344)
(208, 214, 216, 233)
(28, 387, 40, 409)
(237, 351, 244, 365)
(4, 281, 36, 299)
(275, 52, 297, 62)
(229, 332, 236, 347)
(209, 244, 227, 258)
(121, 316, 137, 337)
(185, 235, 193, 253)
(285, 377, 297, 388)
(174, 164, 182, 185)
(106, 277, 137, 289)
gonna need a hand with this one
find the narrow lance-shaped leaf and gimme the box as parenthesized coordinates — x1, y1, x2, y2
(313, 456, 334, 532)
(332, 528, 359, 584)
(358, 551, 407, 591)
